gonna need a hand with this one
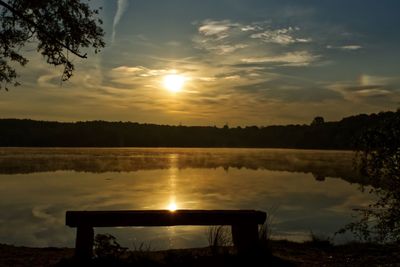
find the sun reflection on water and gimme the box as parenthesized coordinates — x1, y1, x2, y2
(167, 201, 178, 211)
(167, 154, 178, 212)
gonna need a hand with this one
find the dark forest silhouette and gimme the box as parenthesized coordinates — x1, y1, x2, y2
(0, 111, 397, 149)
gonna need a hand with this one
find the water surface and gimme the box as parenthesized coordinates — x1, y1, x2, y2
(0, 148, 372, 249)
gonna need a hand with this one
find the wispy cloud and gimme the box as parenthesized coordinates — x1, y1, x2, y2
(240, 24, 263, 32)
(198, 20, 238, 40)
(201, 43, 248, 55)
(241, 51, 320, 66)
(250, 27, 312, 45)
(193, 19, 318, 68)
(336, 85, 391, 98)
(340, 45, 362, 50)
(327, 75, 400, 103)
(359, 74, 393, 86)
(108, 65, 173, 86)
(326, 44, 362, 50)
(112, 0, 129, 43)
(193, 20, 249, 55)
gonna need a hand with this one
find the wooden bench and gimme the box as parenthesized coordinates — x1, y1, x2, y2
(66, 209, 267, 260)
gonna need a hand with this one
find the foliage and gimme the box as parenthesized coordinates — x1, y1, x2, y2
(310, 116, 325, 126)
(0, 0, 104, 90)
(0, 111, 396, 148)
(93, 234, 127, 259)
(337, 110, 400, 243)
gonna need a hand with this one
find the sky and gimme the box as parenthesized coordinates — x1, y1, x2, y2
(1, 0, 400, 126)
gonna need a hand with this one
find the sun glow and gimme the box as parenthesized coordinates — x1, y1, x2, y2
(163, 74, 185, 93)
(167, 202, 178, 211)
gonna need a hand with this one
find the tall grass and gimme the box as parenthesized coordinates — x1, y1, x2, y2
(207, 225, 232, 247)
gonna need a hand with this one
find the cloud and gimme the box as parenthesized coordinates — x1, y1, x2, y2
(325, 74, 400, 105)
(326, 45, 362, 50)
(37, 69, 63, 88)
(111, 66, 170, 77)
(112, 66, 144, 74)
(204, 44, 248, 55)
(354, 88, 391, 97)
(250, 27, 312, 45)
(108, 65, 175, 86)
(327, 76, 399, 103)
(342, 86, 392, 100)
(193, 19, 315, 68)
(338, 85, 391, 97)
(241, 25, 263, 32)
(112, 0, 129, 43)
(198, 20, 238, 40)
(241, 51, 320, 66)
(193, 20, 251, 55)
(359, 74, 393, 86)
(340, 45, 362, 50)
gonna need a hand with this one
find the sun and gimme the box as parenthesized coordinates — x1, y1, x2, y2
(163, 74, 185, 93)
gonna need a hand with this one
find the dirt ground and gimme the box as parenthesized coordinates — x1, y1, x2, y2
(0, 241, 399, 267)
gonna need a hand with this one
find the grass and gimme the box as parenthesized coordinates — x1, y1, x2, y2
(207, 226, 232, 256)
(1, 238, 399, 267)
(303, 231, 333, 249)
(3, 219, 398, 267)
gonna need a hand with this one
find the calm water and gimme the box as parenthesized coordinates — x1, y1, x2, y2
(0, 148, 372, 249)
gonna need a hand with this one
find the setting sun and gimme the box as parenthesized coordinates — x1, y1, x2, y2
(163, 74, 185, 93)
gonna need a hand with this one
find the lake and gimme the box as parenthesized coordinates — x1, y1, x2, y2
(0, 148, 372, 250)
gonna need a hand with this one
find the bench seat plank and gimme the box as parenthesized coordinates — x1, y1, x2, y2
(66, 210, 266, 227)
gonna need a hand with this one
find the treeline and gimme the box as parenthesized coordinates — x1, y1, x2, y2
(0, 111, 398, 149)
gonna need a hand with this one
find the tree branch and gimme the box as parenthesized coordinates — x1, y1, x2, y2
(0, 0, 87, 59)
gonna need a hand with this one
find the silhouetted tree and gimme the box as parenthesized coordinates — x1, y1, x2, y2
(311, 116, 325, 126)
(0, 0, 104, 90)
(338, 110, 400, 242)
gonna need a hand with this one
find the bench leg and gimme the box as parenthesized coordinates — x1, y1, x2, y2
(231, 224, 259, 254)
(75, 226, 94, 261)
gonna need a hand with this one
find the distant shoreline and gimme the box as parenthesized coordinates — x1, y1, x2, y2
(0, 111, 397, 149)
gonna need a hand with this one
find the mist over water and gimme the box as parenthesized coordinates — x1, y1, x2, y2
(0, 148, 372, 249)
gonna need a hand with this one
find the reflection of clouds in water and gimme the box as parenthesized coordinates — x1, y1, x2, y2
(0, 149, 373, 248)
(0, 205, 73, 247)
